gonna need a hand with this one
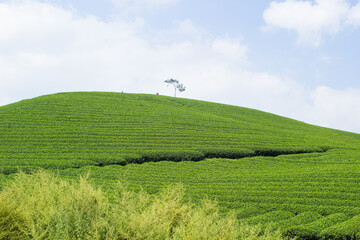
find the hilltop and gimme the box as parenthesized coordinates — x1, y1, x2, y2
(0, 92, 359, 173)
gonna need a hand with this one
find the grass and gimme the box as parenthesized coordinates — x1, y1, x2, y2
(0, 170, 287, 240)
(1, 91, 360, 239)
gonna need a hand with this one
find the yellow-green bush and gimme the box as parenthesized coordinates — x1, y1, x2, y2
(0, 171, 110, 239)
(0, 171, 289, 240)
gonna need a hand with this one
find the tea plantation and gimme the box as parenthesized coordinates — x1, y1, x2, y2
(1, 92, 360, 239)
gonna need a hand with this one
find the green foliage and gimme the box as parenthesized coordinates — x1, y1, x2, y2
(253, 146, 326, 157)
(241, 211, 295, 225)
(319, 215, 360, 240)
(286, 213, 349, 239)
(0, 171, 109, 240)
(1, 92, 360, 239)
(57, 149, 360, 239)
(0, 171, 288, 240)
(200, 148, 255, 159)
(90, 153, 127, 166)
(236, 207, 268, 219)
(0, 166, 18, 175)
(275, 212, 322, 231)
(139, 150, 205, 163)
(1, 92, 358, 172)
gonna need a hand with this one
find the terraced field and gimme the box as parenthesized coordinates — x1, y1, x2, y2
(1, 92, 360, 239)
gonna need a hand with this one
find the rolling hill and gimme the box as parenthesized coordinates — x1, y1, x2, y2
(1, 92, 360, 239)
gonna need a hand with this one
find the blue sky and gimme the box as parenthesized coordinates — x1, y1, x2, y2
(1, 0, 360, 133)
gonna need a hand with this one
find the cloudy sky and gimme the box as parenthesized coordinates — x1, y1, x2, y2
(1, 0, 360, 133)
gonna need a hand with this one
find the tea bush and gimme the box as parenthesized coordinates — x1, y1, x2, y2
(241, 211, 294, 225)
(319, 215, 360, 240)
(286, 213, 349, 239)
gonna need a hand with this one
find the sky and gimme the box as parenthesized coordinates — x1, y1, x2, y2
(1, 0, 360, 133)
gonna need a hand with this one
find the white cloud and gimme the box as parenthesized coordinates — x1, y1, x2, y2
(347, 2, 360, 26)
(212, 36, 248, 62)
(157, 19, 207, 43)
(107, 0, 178, 14)
(263, 0, 354, 47)
(307, 86, 360, 132)
(0, 1, 143, 97)
(0, 1, 246, 103)
(109, 0, 178, 6)
(0, 1, 360, 133)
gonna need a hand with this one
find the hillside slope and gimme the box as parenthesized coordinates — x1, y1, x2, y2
(2, 92, 360, 239)
(1, 92, 360, 172)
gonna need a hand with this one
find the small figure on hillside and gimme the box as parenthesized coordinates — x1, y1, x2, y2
(157, 92, 159, 95)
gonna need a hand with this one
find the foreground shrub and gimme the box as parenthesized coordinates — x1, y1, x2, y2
(0, 171, 109, 240)
(0, 170, 289, 240)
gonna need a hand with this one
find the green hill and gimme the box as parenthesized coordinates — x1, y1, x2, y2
(1, 92, 360, 239)
(0, 91, 359, 172)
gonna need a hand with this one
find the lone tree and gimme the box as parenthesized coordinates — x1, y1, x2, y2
(164, 78, 186, 97)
